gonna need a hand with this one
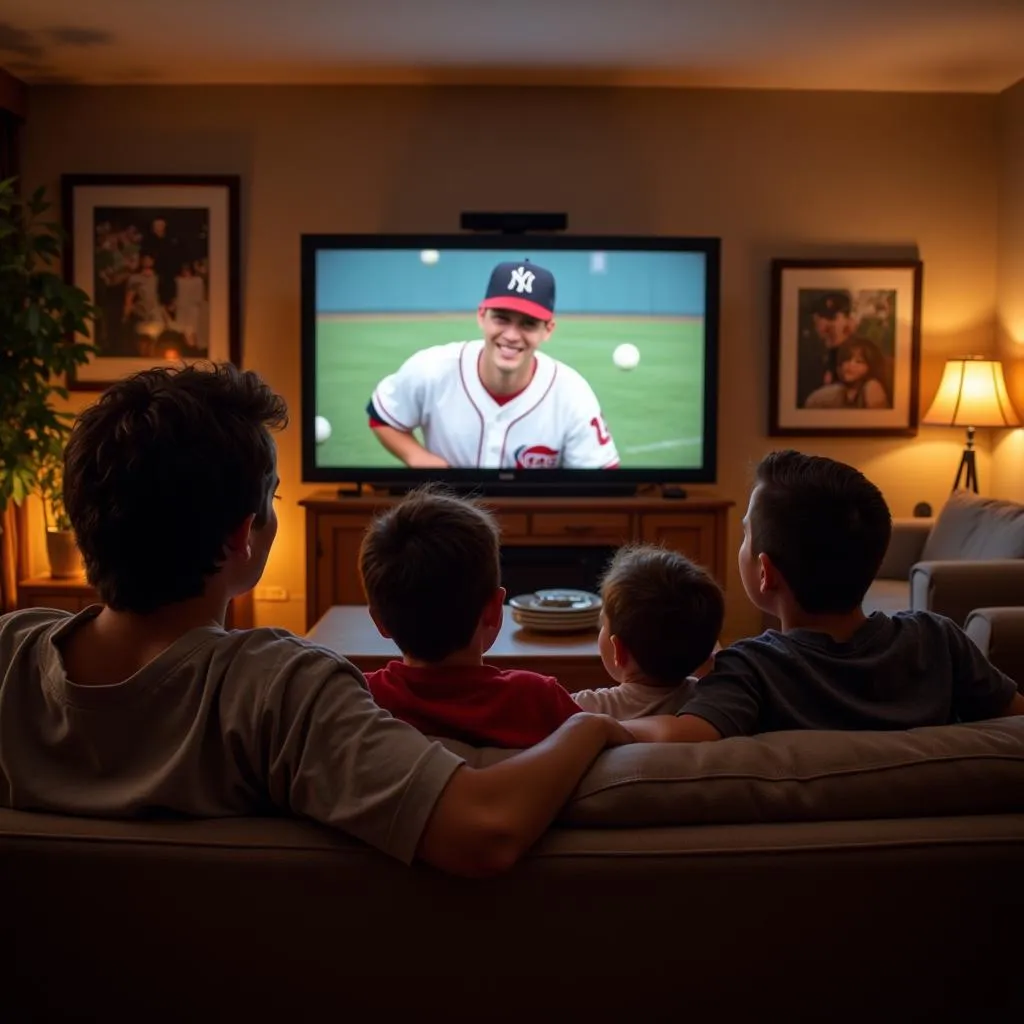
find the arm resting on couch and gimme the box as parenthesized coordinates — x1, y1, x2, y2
(910, 560, 1024, 626)
(964, 607, 1024, 692)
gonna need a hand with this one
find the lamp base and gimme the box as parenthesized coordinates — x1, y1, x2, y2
(952, 426, 979, 493)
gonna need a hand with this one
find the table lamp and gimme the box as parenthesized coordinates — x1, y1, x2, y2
(922, 356, 1021, 492)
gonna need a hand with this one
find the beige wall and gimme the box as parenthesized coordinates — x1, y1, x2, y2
(21, 85, 1004, 640)
(993, 78, 1024, 501)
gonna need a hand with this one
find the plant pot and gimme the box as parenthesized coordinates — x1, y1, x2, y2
(46, 528, 84, 579)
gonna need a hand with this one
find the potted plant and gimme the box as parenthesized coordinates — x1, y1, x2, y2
(0, 176, 96, 579)
(36, 434, 83, 578)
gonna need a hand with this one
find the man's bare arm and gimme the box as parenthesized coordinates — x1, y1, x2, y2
(623, 713, 723, 743)
(417, 713, 631, 877)
(371, 424, 449, 468)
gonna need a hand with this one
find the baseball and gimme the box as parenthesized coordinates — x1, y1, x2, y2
(314, 414, 332, 444)
(420, 249, 440, 266)
(613, 342, 640, 371)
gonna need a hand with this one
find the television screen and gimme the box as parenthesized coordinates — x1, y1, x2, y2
(301, 234, 719, 491)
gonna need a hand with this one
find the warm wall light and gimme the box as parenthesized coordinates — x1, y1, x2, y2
(922, 357, 1021, 492)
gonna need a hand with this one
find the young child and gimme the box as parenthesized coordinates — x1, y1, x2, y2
(627, 449, 1024, 743)
(804, 336, 890, 410)
(359, 487, 584, 747)
(172, 261, 205, 350)
(0, 363, 631, 878)
(123, 252, 165, 339)
(573, 545, 724, 720)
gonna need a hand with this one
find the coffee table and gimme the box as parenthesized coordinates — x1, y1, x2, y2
(306, 605, 610, 693)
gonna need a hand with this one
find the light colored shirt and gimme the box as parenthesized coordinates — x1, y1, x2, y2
(573, 678, 698, 720)
(127, 271, 162, 320)
(0, 607, 464, 864)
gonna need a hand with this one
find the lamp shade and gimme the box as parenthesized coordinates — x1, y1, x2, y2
(922, 358, 1021, 428)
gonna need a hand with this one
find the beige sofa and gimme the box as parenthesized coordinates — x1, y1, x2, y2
(2, 609, 1023, 1022)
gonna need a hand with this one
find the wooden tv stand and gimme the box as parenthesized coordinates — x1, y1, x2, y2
(301, 491, 733, 631)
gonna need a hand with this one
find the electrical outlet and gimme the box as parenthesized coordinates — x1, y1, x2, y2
(255, 586, 289, 602)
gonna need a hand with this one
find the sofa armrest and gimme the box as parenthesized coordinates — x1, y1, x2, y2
(964, 607, 1024, 688)
(910, 560, 1024, 626)
(876, 518, 934, 580)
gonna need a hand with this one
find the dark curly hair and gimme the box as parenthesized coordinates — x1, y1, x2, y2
(64, 362, 288, 612)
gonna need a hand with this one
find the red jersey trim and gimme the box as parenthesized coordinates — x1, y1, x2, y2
(457, 342, 487, 466)
(498, 363, 559, 467)
(476, 350, 538, 406)
(372, 391, 415, 433)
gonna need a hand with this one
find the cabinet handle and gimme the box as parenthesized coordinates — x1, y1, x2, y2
(563, 524, 594, 535)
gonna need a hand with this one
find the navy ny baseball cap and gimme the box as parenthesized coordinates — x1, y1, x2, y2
(480, 260, 556, 321)
(811, 291, 852, 318)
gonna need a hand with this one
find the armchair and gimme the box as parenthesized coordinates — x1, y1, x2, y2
(965, 607, 1024, 684)
(866, 491, 1024, 626)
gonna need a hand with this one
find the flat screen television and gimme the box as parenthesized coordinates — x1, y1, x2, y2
(300, 233, 720, 495)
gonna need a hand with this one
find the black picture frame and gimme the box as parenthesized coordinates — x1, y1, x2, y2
(61, 173, 241, 390)
(769, 258, 923, 437)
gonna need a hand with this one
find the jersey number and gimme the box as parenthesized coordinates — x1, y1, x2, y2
(590, 415, 611, 446)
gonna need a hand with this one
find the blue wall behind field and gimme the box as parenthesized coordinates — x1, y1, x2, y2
(314, 247, 708, 317)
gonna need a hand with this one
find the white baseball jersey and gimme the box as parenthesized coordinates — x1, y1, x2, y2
(371, 340, 620, 470)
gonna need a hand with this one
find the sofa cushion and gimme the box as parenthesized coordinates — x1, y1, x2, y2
(863, 578, 910, 615)
(921, 491, 1024, 561)
(438, 716, 1024, 826)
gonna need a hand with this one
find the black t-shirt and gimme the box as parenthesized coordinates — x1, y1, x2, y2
(682, 611, 1017, 737)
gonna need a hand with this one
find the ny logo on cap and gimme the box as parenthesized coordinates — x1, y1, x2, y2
(507, 266, 535, 294)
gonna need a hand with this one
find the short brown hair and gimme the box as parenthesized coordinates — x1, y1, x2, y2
(750, 450, 891, 614)
(600, 545, 724, 684)
(358, 486, 501, 662)
(64, 362, 287, 613)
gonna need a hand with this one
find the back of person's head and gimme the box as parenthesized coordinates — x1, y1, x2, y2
(359, 486, 500, 662)
(751, 449, 892, 614)
(64, 362, 287, 613)
(600, 545, 724, 684)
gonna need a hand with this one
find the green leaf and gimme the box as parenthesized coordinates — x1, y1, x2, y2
(0, 175, 97, 519)
(27, 186, 48, 216)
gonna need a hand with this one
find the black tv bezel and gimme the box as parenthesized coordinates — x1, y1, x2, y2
(300, 233, 721, 492)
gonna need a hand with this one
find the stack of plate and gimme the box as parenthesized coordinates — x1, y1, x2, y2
(509, 589, 602, 634)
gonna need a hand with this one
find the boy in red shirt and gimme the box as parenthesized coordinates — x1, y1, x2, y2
(359, 487, 582, 747)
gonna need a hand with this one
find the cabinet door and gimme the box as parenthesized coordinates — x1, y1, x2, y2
(313, 514, 370, 625)
(640, 513, 723, 581)
(530, 512, 634, 544)
(22, 590, 87, 613)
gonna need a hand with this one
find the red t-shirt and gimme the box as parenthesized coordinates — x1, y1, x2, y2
(364, 660, 581, 748)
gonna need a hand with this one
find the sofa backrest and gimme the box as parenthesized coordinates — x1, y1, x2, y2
(921, 491, 1024, 561)
(3, 805, 1023, 1021)
(439, 716, 1024, 826)
(3, 719, 1023, 1019)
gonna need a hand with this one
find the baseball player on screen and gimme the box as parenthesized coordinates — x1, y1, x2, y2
(367, 260, 620, 470)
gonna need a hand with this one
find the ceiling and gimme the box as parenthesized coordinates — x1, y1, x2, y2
(1, 0, 1023, 93)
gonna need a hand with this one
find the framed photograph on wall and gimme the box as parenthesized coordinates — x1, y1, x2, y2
(61, 174, 241, 390)
(769, 258, 923, 437)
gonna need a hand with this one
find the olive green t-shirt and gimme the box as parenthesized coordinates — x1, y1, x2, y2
(0, 607, 464, 864)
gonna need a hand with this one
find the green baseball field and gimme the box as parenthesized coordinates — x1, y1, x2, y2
(314, 313, 706, 469)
